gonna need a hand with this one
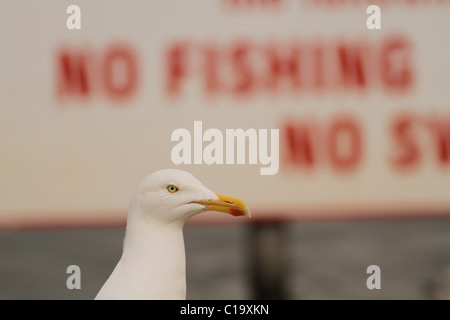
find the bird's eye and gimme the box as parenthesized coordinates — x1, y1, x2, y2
(167, 184, 179, 193)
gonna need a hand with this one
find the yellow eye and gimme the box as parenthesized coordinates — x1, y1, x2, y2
(167, 185, 179, 193)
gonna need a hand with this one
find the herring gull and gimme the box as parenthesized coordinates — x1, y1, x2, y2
(95, 169, 250, 300)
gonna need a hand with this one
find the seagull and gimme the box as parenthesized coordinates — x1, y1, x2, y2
(95, 169, 250, 300)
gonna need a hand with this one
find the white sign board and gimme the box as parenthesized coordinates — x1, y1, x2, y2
(1, 1, 450, 229)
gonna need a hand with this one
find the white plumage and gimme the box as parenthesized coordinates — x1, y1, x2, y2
(95, 169, 250, 300)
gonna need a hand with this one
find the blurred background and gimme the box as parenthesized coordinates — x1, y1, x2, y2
(1, 0, 449, 299)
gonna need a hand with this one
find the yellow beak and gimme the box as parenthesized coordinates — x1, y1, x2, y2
(193, 194, 251, 217)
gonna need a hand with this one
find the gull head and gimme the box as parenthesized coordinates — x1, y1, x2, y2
(129, 169, 250, 225)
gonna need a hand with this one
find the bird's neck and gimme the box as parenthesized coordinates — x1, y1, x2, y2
(119, 220, 187, 299)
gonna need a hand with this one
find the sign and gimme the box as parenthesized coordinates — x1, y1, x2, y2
(1, 1, 450, 229)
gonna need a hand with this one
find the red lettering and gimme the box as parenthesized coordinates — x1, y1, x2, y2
(231, 42, 253, 95)
(204, 45, 221, 94)
(381, 37, 413, 92)
(57, 44, 138, 102)
(224, 0, 282, 8)
(102, 45, 138, 100)
(313, 43, 324, 90)
(428, 117, 450, 165)
(390, 113, 419, 168)
(337, 43, 367, 89)
(327, 116, 362, 171)
(265, 44, 301, 90)
(284, 121, 316, 167)
(164, 36, 413, 98)
(282, 115, 362, 172)
(166, 43, 188, 95)
(58, 50, 90, 97)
